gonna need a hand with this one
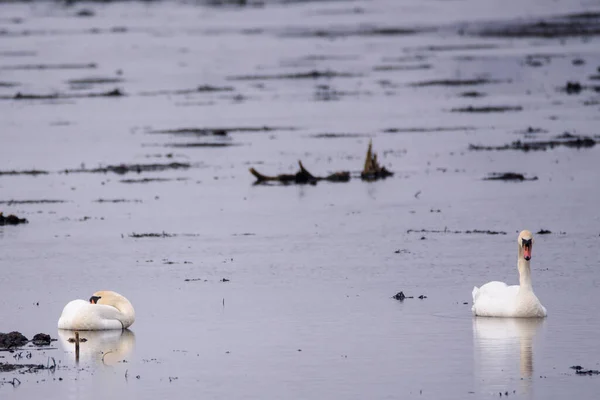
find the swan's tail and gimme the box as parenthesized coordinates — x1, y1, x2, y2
(471, 286, 479, 315)
(471, 286, 479, 302)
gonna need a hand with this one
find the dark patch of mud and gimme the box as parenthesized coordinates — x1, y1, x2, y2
(470, 133, 596, 151)
(0, 213, 28, 226)
(0, 199, 65, 205)
(411, 78, 501, 87)
(151, 126, 294, 136)
(94, 198, 142, 204)
(383, 126, 475, 133)
(451, 105, 523, 113)
(63, 162, 190, 175)
(0, 63, 96, 71)
(120, 177, 188, 184)
(407, 228, 507, 235)
(0, 169, 48, 176)
(0, 332, 28, 349)
(228, 70, 359, 81)
(537, 229, 552, 234)
(31, 334, 51, 346)
(310, 133, 368, 139)
(373, 64, 431, 72)
(483, 172, 538, 181)
(471, 12, 600, 38)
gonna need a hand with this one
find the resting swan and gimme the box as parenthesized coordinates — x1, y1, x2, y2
(472, 230, 547, 318)
(58, 291, 135, 330)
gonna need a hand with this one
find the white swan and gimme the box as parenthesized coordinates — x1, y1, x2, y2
(58, 291, 135, 330)
(472, 230, 547, 318)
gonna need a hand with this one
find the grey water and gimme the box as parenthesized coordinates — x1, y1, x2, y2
(1, 0, 600, 398)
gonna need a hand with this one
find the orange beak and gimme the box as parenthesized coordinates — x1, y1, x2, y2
(523, 246, 532, 261)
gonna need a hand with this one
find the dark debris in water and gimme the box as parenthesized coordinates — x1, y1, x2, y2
(383, 126, 475, 133)
(361, 140, 393, 181)
(120, 177, 188, 184)
(0, 212, 28, 226)
(470, 133, 596, 151)
(537, 229, 552, 234)
(228, 70, 359, 81)
(64, 162, 190, 175)
(310, 133, 368, 139)
(129, 232, 174, 238)
(411, 78, 501, 87)
(0, 199, 65, 205)
(407, 228, 507, 235)
(250, 161, 350, 185)
(165, 142, 239, 148)
(570, 365, 600, 375)
(483, 172, 538, 181)
(0, 169, 49, 176)
(392, 292, 427, 301)
(0, 63, 96, 71)
(451, 105, 523, 113)
(31, 333, 51, 346)
(469, 12, 600, 38)
(282, 26, 426, 39)
(1, 88, 124, 101)
(94, 198, 142, 204)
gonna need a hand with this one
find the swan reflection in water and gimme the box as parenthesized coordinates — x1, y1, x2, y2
(57, 329, 135, 366)
(473, 317, 544, 397)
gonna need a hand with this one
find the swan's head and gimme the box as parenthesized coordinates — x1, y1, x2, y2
(518, 230, 534, 261)
(89, 291, 128, 307)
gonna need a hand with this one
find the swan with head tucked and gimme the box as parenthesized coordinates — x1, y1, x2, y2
(58, 291, 135, 330)
(472, 230, 547, 318)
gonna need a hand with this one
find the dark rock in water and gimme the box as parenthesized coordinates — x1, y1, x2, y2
(565, 81, 582, 94)
(32, 333, 52, 346)
(393, 291, 406, 301)
(0, 212, 28, 225)
(570, 365, 583, 370)
(537, 229, 552, 234)
(418, 295, 428, 299)
(0, 331, 28, 348)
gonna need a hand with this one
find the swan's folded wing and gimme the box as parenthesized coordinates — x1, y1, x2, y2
(58, 301, 123, 330)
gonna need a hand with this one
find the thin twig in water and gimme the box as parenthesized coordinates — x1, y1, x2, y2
(414, 190, 421, 199)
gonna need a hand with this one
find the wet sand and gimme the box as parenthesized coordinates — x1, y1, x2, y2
(1, 0, 600, 398)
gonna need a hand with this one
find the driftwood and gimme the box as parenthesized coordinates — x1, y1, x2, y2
(250, 161, 349, 184)
(249, 141, 393, 184)
(0, 212, 28, 226)
(361, 140, 393, 180)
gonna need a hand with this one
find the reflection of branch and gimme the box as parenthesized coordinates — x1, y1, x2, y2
(102, 350, 116, 365)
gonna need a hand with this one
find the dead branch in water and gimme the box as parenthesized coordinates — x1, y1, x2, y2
(361, 140, 393, 181)
(249, 161, 349, 185)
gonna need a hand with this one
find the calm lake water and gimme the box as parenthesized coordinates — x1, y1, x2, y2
(1, 0, 599, 398)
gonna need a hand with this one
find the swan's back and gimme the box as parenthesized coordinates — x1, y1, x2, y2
(472, 282, 546, 318)
(58, 300, 125, 330)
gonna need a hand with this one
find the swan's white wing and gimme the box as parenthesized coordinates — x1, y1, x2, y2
(58, 300, 123, 330)
(472, 281, 520, 317)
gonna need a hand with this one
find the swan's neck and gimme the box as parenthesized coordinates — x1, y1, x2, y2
(114, 300, 135, 329)
(517, 255, 533, 291)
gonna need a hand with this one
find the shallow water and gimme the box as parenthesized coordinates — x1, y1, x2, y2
(1, 0, 600, 398)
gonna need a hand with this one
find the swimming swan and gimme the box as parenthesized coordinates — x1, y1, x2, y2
(58, 291, 135, 330)
(472, 230, 547, 318)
